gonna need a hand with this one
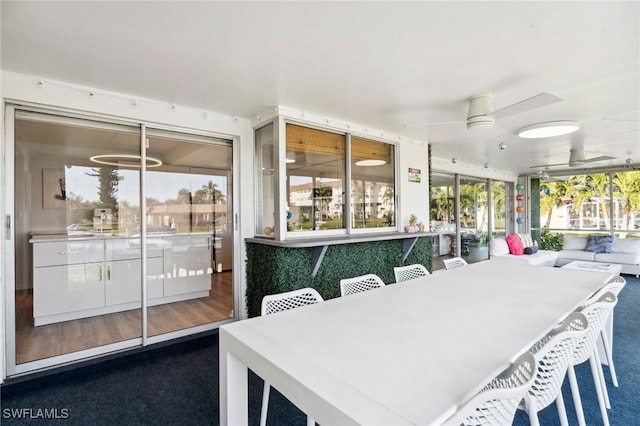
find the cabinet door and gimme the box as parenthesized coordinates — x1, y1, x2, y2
(106, 257, 164, 305)
(33, 240, 104, 267)
(33, 262, 105, 317)
(163, 235, 212, 297)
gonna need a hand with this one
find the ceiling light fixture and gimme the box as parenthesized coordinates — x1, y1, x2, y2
(285, 151, 296, 163)
(355, 159, 386, 166)
(517, 120, 580, 139)
(90, 154, 163, 168)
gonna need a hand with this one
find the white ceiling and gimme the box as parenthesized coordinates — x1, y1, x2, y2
(2, 1, 639, 176)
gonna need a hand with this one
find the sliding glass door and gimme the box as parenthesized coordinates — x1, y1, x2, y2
(7, 107, 235, 375)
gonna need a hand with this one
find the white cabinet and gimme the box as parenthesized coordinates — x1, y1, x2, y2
(163, 234, 213, 298)
(32, 234, 213, 326)
(105, 240, 164, 306)
(33, 240, 106, 324)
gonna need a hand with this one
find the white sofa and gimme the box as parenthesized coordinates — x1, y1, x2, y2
(556, 235, 640, 277)
(489, 236, 559, 266)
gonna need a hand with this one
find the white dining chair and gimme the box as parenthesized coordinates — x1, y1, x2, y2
(393, 263, 430, 283)
(592, 276, 626, 388)
(444, 351, 536, 426)
(584, 277, 626, 393)
(567, 291, 617, 426)
(518, 312, 589, 426)
(443, 256, 468, 270)
(260, 288, 323, 426)
(339, 273, 385, 296)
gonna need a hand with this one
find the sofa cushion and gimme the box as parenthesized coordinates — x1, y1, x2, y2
(506, 233, 524, 255)
(586, 235, 614, 253)
(559, 249, 596, 262)
(612, 238, 640, 255)
(595, 252, 640, 264)
(563, 235, 588, 250)
(524, 245, 539, 255)
(490, 237, 510, 256)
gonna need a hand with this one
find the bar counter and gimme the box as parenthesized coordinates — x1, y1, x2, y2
(245, 232, 435, 317)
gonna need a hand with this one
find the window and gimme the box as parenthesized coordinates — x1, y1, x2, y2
(267, 123, 397, 236)
(285, 124, 346, 232)
(537, 170, 640, 236)
(351, 137, 395, 229)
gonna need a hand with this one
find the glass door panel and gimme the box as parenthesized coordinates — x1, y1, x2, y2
(13, 111, 143, 365)
(144, 129, 234, 337)
(459, 176, 489, 263)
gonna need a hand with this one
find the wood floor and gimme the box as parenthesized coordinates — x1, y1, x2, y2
(15, 271, 234, 364)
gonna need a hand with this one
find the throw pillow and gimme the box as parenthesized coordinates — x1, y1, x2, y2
(585, 235, 614, 253)
(517, 233, 534, 248)
(506, 233, 524, 255)
(524, 245, 539, 255)
(489, 237, 510, 256)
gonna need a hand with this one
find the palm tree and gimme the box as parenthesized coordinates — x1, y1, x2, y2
(613, 171, 640, 230)
(570, 174, 610, 230)
(539, 180, 573, 229)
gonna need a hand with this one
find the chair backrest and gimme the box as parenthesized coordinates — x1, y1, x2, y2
(444, 351, 537, 426)
(525, 312, 588, 411)
(443, 257, 468, 270)
(572, 292, 617, 365)
(261, 287, 324, 316)
(590, 276, 626, 300)
(393, 264, 430, 283)
(339, 274, 385, 296)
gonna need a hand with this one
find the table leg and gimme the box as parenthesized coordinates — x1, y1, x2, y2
(220, 336, 248, 425)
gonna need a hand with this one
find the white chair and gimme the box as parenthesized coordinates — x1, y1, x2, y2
(519, 312, 589, 426)
(568, 291, 618, 426)
(393, 263, 430, 283)
(339, 273, 385, 296)
(588, 276, 626, 388)
(444, 351, 536, 426)
(260, 288, 323, 426)
(443, 256, 468, 270)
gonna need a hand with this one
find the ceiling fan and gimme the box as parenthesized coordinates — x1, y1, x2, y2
(529, 148, 616, 169)
(403, 92, 563, 129)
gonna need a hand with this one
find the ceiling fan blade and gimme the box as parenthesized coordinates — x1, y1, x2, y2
(529, 162, 568, 169)
(493, 92, 563, 119)
(583, 155, 616, 163)
(402, 120, 466, 128)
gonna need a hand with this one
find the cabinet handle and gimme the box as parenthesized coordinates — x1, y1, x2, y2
(107, 265, 111, 281)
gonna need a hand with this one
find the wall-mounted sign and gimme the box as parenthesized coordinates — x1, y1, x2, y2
(408, 168, 421, 183)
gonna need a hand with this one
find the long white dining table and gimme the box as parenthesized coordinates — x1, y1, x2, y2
(220, 260, 614, 425)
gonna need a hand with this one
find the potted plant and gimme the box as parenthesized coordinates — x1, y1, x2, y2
(405, 214, 418, 233)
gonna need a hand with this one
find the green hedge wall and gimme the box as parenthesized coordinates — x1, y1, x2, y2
(245, 237, 432, 317)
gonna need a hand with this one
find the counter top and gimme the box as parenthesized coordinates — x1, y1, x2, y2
(245, 231, 436, 248)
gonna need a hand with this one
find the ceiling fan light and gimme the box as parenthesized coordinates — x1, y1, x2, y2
(466, 94, 495, 130)
(518, 120, 580, 139)
(466, 116, 495, 130)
